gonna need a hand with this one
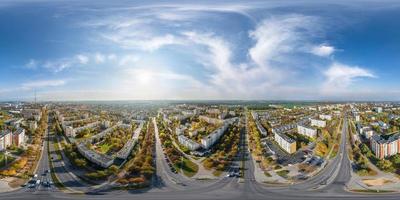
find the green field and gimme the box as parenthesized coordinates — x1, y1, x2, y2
(99, 143, 112, 154)
(174, 157, 199, 177)
(0, 153, 16, 168)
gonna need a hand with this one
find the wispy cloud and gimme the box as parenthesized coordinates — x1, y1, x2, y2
(322, 62, 375, 95)
(24, 59, 38, 69)
(311, 44, 335, 57)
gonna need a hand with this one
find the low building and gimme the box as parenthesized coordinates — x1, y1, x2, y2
(359, 126, 374, 139)
(370, 133, 400, 159)
(373, 107, 383, 113)
(274, 132, 296, 154)
(311, 119, 326, 128)
(297, 125, 317, 138)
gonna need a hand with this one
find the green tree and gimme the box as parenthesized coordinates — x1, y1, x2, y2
(376, 160, 393, 171)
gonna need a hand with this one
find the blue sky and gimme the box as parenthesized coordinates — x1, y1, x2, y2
(1, 0, 400, 101)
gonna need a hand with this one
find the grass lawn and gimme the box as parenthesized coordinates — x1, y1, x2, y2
(175, 157, 199, 177)
(99, 143, 112, 154)
(0, 153, 16, 168)
(264, 171, 272, 177)
(276, 170, 290, 178)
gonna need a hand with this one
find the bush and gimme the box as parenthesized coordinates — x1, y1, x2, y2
(376, 160, 393, 172)
(128, 177, 145, 184)
(0, 169, 16, 176)
(117, 178, 129, 185)
(11, 157, 28, 170)
(203, 158, 214, 169)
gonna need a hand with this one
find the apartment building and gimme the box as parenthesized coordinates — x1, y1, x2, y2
(274, 132, 296, 154)
(319, 114, 332, 121)
(311, 119, 326, 128)
(199, 115, 223, 125)
(28, 120, 38, 130)
(370, 133, 400, 159)
(297, 125, 317, 138)
(0, 130, 12, 151)
(178, 135, 201, 151)
(77, 143, 114, 168)
(12, 128, 25, 147)
(201, 117, 238, 150)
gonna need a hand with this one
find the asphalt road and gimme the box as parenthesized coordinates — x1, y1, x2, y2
(3, 117, 400, 200)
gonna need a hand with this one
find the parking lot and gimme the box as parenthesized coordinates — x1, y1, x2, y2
(263, 139, 305, 166)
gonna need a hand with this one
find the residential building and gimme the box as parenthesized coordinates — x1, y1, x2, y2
(64, 126, 75, 137)
(77, 143, 114, 168)
(370, 133, 400, 159)
(12, 128, 25, 147)
(373, 107, 383, 113)
(199, 115, 223, 125)
(200, 117, 238, 149)
(297, 125, 317, 138)
(28, 121, 38, 130)
(255, 120, 267, 136)
(359, 126, 374, 139)
(0, 130, 12, 151)
(274, 132, 296, 154)
(355, 115, 360, 122)
(319, 114, 332, 121)
(178, 135, 201, 151)
(311, 119, 326, 128)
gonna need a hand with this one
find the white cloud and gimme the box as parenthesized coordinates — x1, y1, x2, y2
(76, 54, 89, 64)
(104, 32, 183, 51)
(322, 62, 375, 94)
(118, 55, 140, 66)
(25, 59, 37, 69)
(311, 44, 335, 57)
(94, 53, 106, 63)
(21, 79, 66, 89)
(249, 15, 316, 68)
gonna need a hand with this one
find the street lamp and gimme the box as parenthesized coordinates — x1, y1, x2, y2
(4, 150, 9, 166)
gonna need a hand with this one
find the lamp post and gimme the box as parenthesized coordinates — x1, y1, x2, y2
(4, 150, 9, 166)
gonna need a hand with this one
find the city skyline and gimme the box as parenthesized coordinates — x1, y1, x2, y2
(1, 0, 400, 101)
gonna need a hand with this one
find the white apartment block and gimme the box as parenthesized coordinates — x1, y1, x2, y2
(311, 119, 326, 128)
(77, 143, 114, 168)
(199, 115, 223, 125)
(201, 117, 238, 150)
(319, 114, 332, 121)
(0, 130, 12, 151)
(297, 125, 317, 138)
(178, 135, 201, 151)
